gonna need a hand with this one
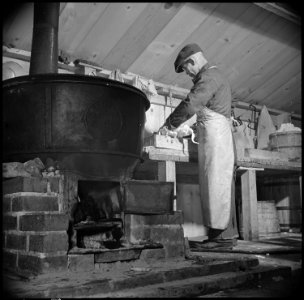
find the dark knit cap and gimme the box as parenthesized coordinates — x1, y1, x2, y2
(174, 43, 203, 73)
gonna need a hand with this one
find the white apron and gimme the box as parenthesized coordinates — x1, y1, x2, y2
(197, 107, 235, 230)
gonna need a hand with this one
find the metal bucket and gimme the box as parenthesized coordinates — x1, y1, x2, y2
(3, 74, 150, 180)
(269, 131, 301, 161)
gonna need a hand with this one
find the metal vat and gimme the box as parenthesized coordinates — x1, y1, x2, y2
(3, 74, 150, 180)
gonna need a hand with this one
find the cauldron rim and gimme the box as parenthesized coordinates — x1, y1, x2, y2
(3, 73, 150, 110)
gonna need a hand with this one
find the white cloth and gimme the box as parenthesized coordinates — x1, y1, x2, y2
(197, 107, 235, 230)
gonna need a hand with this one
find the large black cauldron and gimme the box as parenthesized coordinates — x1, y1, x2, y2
(3, 74, 150, 180)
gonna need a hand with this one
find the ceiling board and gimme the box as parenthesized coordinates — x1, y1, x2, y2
(100, 3, 184, 72)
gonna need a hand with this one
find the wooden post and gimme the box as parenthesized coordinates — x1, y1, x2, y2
(240, 169, 259, 241)
(300, 175, 302, 208)
(157, 161, 176, 210)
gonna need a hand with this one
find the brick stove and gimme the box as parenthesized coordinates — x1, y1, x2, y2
(3, 173, 186, 276)
(2, 3, 185, 277)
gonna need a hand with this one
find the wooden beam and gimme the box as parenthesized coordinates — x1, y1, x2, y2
(3, 46, 301, 120)
(240, 169, 259, 241)
(157, 161, 177, 210)
(254, 3, 301, 25)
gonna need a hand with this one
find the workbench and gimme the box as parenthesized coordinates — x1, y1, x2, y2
(142, 139, 301, 241)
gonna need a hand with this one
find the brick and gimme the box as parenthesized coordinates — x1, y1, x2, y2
(18, 253, 68, 274)
(2, 177, 61, 194)
(94, 248, 141, 263)
(6, 233, 27, 251)
(47, 177, 60, 193)
(12, 195, 59, 212)
(20, 213, 69, 231)
(3, 177, 47, 194)
(68, 254, 94, 272)
(2, 250, 17, 269)
(29, 232, 68, 252)
(3, 215, 17, 230)
(139, 248, 165, 261)
(2, 196, 11, 213)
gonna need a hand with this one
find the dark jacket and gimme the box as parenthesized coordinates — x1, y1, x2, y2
(164, 63, 232, 129)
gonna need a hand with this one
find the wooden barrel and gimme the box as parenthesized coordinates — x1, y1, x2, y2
(257, 201, 281, 235)
(269, 131, 301, 161)
(260, 175, 302, 232)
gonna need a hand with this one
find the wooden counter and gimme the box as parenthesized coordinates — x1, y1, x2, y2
(142, 141, 301, 241)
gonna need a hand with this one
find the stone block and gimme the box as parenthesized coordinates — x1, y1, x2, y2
(124, 211, 183, 227)
(20, 213, 69, 231)
(126, 226, 151, 243)
(3, 215, 17, 230)
(29, 232, 68, 253)
(163, 243, 185, 258)
(139, 248, 166, 261)
(68, 254, 94, 272)
(6, 233, 27, 251)
(94, 248, 142, 263)
(150, 225, 185, 244)
(11, 195, 59, 212)
(18, 253, 68, 274)
(2, 163, 31, 178)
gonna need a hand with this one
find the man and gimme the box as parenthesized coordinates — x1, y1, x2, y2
(160, 43, 238, 249)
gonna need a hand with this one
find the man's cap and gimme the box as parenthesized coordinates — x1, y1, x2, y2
(174, 43, 202, 73)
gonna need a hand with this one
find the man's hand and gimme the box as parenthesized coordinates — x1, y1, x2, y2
(159, 126, 169, 136)
(158, 126, 177, 138)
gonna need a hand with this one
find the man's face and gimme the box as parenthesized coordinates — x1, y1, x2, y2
(182, 59, 199, 78)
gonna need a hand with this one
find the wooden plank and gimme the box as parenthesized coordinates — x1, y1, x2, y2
(70, 3, 148, 62)
(61, 3, 109, 54)
(219, 12, 281, 84)
(240, 170, 259, 241)
(177, 183, 207, 238)
(244, 148, 289, 161)
(208, 3, 270, 64)
(101, 3, 184, 72)
(264, 71, 301, 109)
(234, 34, 300, 101)
(299, 176, 302, 206)
(143, 146, 302, 171)
(231, 18, 300, 97)
(169, 2, 251, 87)
(128, 2, 216, 78)
(237, 157, 301, 171)
(254, 3, 301, 25)
(244, 55, 301, 104)
(157, 161, 177, 210)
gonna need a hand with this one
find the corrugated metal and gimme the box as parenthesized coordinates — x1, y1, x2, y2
(3, 2, 302, 115)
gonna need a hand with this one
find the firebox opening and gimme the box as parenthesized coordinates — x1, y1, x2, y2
(69, 180, 124, 250)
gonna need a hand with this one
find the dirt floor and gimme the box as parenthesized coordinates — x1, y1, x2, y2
(2, 232, 302, 298)
(195, 233, 302, 298)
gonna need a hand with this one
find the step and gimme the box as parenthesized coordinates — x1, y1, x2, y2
(4, 257, 258, 298)
(93, 264, 292, 298)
